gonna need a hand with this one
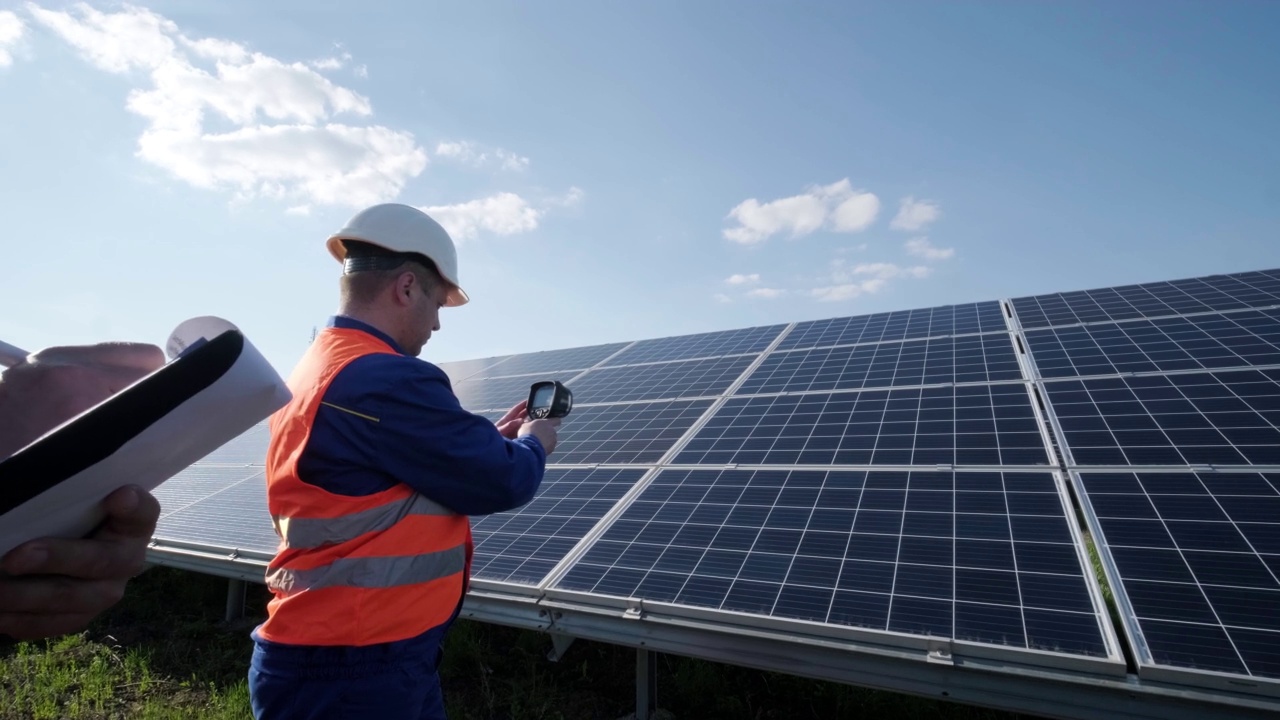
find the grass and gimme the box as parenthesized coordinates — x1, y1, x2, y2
(1, 567, 1040, 719)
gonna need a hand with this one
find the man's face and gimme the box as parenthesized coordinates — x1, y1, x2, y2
(407, 277, 448, 356)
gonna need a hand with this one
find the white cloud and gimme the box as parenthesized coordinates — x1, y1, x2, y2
(747, 288, 786, 299)
(713, 293, 732, 304)
(546, 186, 583, 208)
(724, 179, 879, 244)
(309, 51, 351, 71)
(420, 193, 540, 241)
(285, 204, 311, 216)
(890, 196, 941, 231)
(905, 237, 955, 261)
(811, 260, 931, 302)
(725, 273, 760, 285)
(27, 2, 426, 208)
(0, 11, 25, 68)
(434, 140, 529, 171)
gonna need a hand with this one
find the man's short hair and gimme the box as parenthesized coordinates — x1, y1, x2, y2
(339, 241, 444, 306)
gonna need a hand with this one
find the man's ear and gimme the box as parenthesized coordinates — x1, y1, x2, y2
(393, 271, 415, 306)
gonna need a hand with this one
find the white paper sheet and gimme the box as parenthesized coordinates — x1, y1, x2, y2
(0, 318, 291, 556)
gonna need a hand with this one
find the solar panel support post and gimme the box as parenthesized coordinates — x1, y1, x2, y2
(636, 646, 658, 720)
(225, 579, 246, 622)
(546, 633, 576, 662)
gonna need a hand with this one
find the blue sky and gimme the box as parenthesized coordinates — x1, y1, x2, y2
(2, 1, 1278, 372)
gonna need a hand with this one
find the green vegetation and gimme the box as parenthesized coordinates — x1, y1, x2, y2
(1, 567, 1036, 719)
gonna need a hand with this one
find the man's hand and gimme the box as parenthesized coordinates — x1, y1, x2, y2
(0, 342, 165, 640)
(518, 418, 561, 455)
(0, 484, 161, 640)
(0, 342, 165, 459)
(494, 400, 529, 440)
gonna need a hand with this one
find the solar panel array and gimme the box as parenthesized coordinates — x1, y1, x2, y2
(148, 267, 1280, 701)
(1015, 268, 1280, 693)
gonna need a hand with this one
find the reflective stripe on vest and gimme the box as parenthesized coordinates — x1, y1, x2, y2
(265, 544, 467, 593)
(273, 492, 454, 550)
(257, 326, 471, 647)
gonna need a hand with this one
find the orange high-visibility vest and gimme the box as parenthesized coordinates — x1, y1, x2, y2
(257, 327, 472, 646)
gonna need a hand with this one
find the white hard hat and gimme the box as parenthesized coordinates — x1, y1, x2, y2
(326, 203, 469, 307)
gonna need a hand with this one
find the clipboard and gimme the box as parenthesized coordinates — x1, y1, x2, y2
(0, 319, 291, 556)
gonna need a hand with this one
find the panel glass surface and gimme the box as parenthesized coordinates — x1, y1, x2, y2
(1026, 309, 1280, 379)
(1078, 471, 1280, 681)
(470, 467, 647, 585)
(555, 468, 1110, 659)
(604, 325, 784, 365)
(453, 374, 553, 412)
(434, 356, 512, 383)
(570, 356, 754, 404)
(551, 399, 714, 465)
(154, 471, 278, 551)
(675, 386, 1050, 467)
(481, 343, 629, 378)
(740, 334, 1021, 394)
(1013, 270, 1280, 330)
(777, 303, 1007, 352)
(1043, 369, 1280, 466)
(192, 421, 269, 465)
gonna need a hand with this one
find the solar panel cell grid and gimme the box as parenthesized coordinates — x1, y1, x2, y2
(1043, 369, 1280, 467)
(453, 374, 553, 412)
(480, 343, 629, 378)
(604, 325, 784, 365)
(1078, 471, 1280, 680)
(550, 399, 714, 465)
(675, 385, 1050, 467)
(470, 467, 647, 584)
(777, 302, 1007, 351)
(154, 473, 278, 551)
(1025, 309, 1280, 379)
(569, 355, 755, 404)
(1012, 271, 1280, 330)
(554, 469, 1110, 658)
(739, 333, 1022, 394)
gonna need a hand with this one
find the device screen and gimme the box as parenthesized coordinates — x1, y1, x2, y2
(532, 384, 555, 410)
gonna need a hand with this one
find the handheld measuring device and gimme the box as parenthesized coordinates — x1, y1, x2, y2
(527, 380, 573, 419)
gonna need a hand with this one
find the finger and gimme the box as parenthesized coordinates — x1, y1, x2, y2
(0, 575, 124, 618)
(97, 486, 161, 541)
(29, 343, 165, 372)
(0, 611, 100, 641)
(2, 489, 155, 579)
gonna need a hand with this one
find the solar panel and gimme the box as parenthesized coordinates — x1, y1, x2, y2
(568, 356, 755, 404)
(553, 468, 1114, 665)
(1041, 369, 1280, 467)
(1013, 271, 1280, 330)
(777, 302, 1007, 351)
(470, 467, 648, 584)
(676, 385, 1051, 467)
(739, 334, 1022, 394)
(154, 470, 277, 551)
(480, 342, 629, 378)
(1075, 470, 1280, 688)
(1025, 309, 1280, 379)
(434, 355, 512, 383)
(148, 265, 1280, 708)
(190, 420, 269, 465)
(453, 374, 553, 413)
(550, 399, 714, 465)
(604, 325, 785, 365)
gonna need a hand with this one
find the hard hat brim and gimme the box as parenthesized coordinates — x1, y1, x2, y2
(327, 235, 469, 307)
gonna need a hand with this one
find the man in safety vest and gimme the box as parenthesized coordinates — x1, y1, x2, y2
(248, 203, 560, 719)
